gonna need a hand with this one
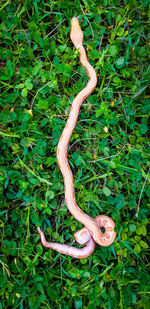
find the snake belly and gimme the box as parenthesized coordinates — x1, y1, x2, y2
(37, 17, 116, 259)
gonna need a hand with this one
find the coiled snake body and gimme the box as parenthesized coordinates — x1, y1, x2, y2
(37, 18, 116, 259)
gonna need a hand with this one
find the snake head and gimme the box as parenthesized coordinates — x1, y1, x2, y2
(70, 17, 83, 49)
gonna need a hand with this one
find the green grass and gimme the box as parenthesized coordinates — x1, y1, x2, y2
(0, 0, 150, 308)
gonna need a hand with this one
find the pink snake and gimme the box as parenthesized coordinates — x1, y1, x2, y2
(37, 17, 116, 259)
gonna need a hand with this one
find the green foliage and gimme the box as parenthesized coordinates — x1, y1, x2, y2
(0, 0, 149, 308)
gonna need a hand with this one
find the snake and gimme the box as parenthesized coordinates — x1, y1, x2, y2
(37, 17, 116, 259)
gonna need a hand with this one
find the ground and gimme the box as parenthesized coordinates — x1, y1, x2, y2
(0, 0, 149, 308)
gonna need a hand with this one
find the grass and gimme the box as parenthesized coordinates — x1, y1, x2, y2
(0, 0, 150, 308)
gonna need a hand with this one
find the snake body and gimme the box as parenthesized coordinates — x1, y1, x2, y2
(37, 17, 116, 259)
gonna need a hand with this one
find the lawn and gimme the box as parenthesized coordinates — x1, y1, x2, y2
(0, 0, 150, 308)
